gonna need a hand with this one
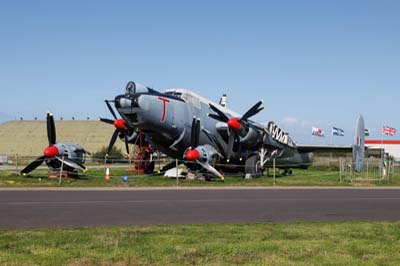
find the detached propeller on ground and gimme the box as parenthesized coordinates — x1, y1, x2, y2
(20, 113, 86, 175)
(99, 100, 130, 156)
(208, 100, 264, 160)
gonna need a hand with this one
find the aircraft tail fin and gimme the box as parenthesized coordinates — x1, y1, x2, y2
(352, 115, 365, 172)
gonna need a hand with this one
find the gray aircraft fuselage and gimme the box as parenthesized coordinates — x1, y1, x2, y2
(113, 85, 314, 172)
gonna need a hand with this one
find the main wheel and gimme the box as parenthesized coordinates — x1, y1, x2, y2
(245, 154, 263, 177)
(283, 169, 293, 176)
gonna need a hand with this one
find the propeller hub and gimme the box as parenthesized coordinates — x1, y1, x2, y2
(185, 149, 200, 161)
(114, 119, 127, 131)
(44, 146, 59, 158)
(228, 117, 242, 131)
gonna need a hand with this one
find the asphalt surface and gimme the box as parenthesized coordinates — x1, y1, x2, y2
(1, 188, 400, 229)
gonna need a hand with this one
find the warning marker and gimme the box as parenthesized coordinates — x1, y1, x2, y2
(105, 167, 110, 180)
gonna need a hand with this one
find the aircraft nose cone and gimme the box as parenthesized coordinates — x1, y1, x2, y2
(44, 145, 59, 158)
(185, 149, 200, 161)
(228, 117, 242, 131)
(114, 119, 127, 131)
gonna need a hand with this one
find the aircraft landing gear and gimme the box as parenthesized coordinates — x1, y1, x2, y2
(245, 154, 263, 177)
(282, 169, 293, 176)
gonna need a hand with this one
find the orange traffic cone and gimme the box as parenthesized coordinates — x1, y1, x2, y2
(105, 167, 110, 180)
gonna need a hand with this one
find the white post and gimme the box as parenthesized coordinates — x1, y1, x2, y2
(59, 157, 64, 186)
(158, 151, 161, 171)
(273, 158, 276, 185)
(350, 161, 353, 183)
(175, 159, 179, 187)
(15, 154, 18, 174)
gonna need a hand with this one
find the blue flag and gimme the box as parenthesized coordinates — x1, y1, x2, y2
(332, 127, 344, 136)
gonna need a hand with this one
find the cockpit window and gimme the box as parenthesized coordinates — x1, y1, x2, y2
(164, 91, 201, 109)
(165, 91, 183, 99)
(181, 93, 201, 109)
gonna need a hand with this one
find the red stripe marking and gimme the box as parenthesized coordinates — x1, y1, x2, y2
(365, 140, 400, 145)
(158, 97, 171, 123)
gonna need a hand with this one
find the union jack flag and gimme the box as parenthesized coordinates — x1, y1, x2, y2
(383, 126, 397, 136)
(312, 127, 325, 137)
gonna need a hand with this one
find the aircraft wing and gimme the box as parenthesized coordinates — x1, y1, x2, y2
(296, 144, 353, 153)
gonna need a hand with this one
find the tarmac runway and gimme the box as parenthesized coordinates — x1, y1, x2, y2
(1, 188, 400, 229)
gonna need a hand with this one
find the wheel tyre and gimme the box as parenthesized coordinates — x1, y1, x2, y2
(245, 155, 263, 177)
(145, 161, 155, 174)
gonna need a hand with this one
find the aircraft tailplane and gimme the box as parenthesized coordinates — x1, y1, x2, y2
(352, 115, 365, 172)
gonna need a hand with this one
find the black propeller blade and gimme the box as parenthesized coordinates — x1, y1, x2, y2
(207, 113, 227, 123)
(124, 135, 130, 155)
(208, 104, 229, 122)
(47, 113, 56, 146)
(190, 118, 201, 148)
(195, 118, 200, 148)
(208, 100, 264, 161)
(20, 156, 46, 175)
(100, 100, 131, 156)
(190, 118, 196, 148)
(105, 100, 118, 120)
(99, 118, 114, 125)
(226, 133, 236, 160)
(240, 100, 264, 122)
(107, 129, 120, 156)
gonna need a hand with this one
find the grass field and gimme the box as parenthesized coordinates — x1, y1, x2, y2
(0, 221, 399, 266)
(1, 166, 399, 187)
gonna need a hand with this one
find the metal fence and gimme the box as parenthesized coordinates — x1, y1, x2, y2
(340, 158, 396, 183)
(1, 154, 397, 184)
(0, 154, 343, 175)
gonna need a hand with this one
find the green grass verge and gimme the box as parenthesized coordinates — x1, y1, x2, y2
(0, 221, 399, 266)
(1, 167, 400, 187)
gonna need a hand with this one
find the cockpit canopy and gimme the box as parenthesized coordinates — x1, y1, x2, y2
(125, 81, 151, 96)
(164, 89, 204, 109)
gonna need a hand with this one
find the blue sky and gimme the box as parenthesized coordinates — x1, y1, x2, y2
(0, 0, 399, 144)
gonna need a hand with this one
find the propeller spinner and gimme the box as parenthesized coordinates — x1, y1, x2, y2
(208, 100, 264, 160)
(99, 100, 131, 156)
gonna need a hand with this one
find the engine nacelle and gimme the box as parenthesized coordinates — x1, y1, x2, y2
(194, 144, 220, 165)
(239, 127, 259, 146)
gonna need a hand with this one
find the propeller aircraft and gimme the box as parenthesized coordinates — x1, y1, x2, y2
(20, 113, 88, 175)
(104, 81, 365, 180)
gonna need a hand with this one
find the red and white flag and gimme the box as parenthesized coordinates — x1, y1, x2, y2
(312, 127, 325, 137)
(383, 126, 397, 136)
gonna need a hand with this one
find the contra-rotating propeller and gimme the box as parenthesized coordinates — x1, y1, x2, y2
(20, 113, 86, 175)
(99, 100, 131, 156)
(208, 100, 264, 160)
(184, 118, 224, 179)
(185, 118, 201, 161)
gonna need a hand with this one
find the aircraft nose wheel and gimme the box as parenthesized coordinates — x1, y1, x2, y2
(245, 154, 263, 178)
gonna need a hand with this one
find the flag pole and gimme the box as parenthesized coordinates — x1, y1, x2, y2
(381, 125, 384, 159)
(330, 127, 333, 163)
